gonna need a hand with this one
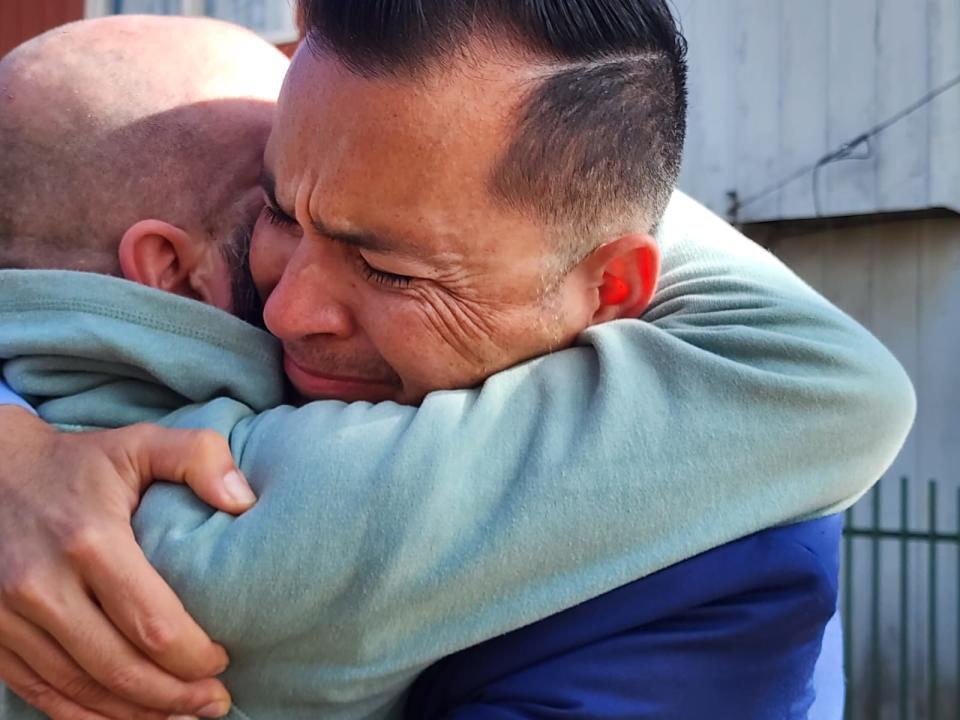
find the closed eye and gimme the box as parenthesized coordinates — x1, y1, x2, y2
(358, 255, 414, 289)
(263, 204, 298, 229)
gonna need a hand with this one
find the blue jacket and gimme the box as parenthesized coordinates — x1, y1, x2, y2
(406, 516, 841, 719)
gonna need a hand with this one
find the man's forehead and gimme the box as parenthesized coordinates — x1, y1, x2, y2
(264, 50, 553, 266)
(259, 161, 466, 264)
(277, 47, 534, 153)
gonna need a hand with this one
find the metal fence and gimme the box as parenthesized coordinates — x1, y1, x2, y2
(843, 477, 960, 719)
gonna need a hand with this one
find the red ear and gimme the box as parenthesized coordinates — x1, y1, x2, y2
(588, 236, 660, 325)
(633, 243, 660, 312)
(599, 273, 630, 305)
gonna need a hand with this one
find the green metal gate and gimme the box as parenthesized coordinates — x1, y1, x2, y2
(842, 477, 960, 719)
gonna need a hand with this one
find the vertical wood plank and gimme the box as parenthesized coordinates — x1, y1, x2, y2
(856, 220, 925, 718)
(916, 219, 960, 488)
(864, 222, 921, 485)
(865, 226, 921, 718)
(917, 218, 960, 705)
(732, 0, 781, 223)
(675, 0, 738, 217)
(778, 0, 829, 219)
(928, 0, 960, 210)
(823, 0, 880, 216)
(875, 0, 930, 211)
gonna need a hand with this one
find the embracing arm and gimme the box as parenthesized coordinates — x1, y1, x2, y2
(0, 195, 913, 718)
(132, 193, 913, 702)
(0, 405, 256, 719)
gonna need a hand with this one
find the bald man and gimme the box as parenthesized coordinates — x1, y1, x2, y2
(0, 13, 912, 720)
(0, 17, 289, 717)
(0, 14, 285, 323)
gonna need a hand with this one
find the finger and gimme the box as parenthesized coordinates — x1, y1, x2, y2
(10, 582, 231, 717)
(82, 526, 229, 681)
(116, 426, 256, 513)
(0, 608, 180, 720)
(0, 645, 113, 720)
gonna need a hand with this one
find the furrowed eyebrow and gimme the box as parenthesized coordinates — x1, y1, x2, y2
(311, 218, 417, 256)
(259, 168, 430, 259)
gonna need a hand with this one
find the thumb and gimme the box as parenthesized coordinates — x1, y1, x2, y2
(110, 424, 257, 514)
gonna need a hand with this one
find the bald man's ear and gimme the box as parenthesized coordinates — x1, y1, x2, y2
(579, 234, 660, 325)
(118, 220, 232, 312)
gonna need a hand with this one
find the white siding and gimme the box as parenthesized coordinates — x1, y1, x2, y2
(779, 1, 829, 219)
(731, 0, 782, 221)
(825, 0, 879, 216)
(875, 0, 930, 212)
(929, 0, 960, 210)
(675, 0, 960, 223)
(671, 0, 737, 214)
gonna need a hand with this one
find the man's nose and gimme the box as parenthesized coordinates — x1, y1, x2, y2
(263, 241, 356, 341)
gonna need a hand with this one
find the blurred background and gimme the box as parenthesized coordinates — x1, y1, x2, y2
(2, 1, 958, 717)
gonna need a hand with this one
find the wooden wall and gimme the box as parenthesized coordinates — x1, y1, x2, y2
(754, 215, 960, 717)
(672, 0, 960, 225)
(0, 0, 84, 58)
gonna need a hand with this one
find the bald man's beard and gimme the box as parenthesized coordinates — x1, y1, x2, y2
(223, 222, 266, 329)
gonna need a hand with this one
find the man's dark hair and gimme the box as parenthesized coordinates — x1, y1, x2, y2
(299, 0, 688, 265)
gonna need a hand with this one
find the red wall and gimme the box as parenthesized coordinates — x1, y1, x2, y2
(0, 0, 85, 58)
(0, 3, 300, 60)
(277, 40, 301, 58)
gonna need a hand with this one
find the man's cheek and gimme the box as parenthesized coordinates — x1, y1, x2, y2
(400, 301, 496, 386)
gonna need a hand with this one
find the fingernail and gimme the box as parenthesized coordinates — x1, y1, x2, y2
(197, 700, 231, 718)
(212, 643, 229, 674)
(223, 469, 256, 506)
(168, 715, 198, 720)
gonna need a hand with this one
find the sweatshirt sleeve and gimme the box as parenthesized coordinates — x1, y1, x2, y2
(133, 192, 914, 713)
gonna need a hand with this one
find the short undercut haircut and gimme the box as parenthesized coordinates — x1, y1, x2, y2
(299, 0, 688, 264)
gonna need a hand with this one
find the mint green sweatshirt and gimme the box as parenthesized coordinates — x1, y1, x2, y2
(0, 193, 915, 719)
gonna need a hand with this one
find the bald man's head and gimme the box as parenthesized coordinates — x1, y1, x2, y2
(0, 15, 289, 279)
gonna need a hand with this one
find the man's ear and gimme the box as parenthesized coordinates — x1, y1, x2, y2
(118, 220, 232, 311)
(578, 233, 660, 325)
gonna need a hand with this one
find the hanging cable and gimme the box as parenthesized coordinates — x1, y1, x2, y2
(729, 70, 960, 221)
